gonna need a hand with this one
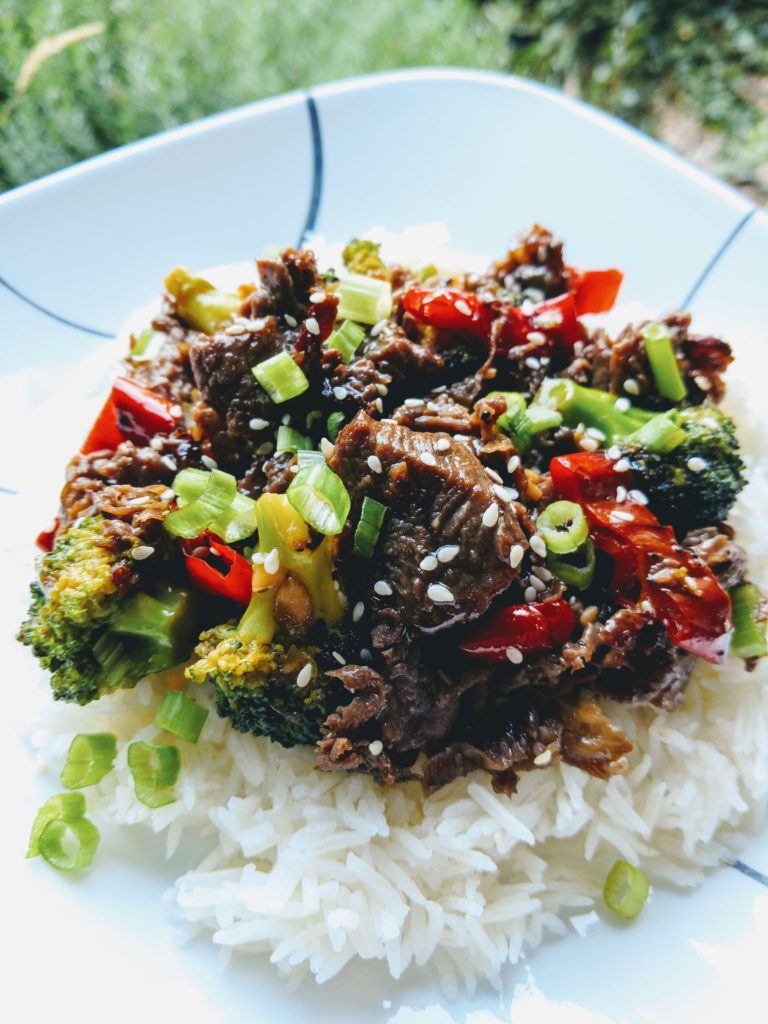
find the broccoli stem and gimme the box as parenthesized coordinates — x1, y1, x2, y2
(534, 378, 654, 444)
(238, 588, 277, 644)
(164, 267, 242, 335)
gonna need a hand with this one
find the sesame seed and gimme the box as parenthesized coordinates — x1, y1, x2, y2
(285, 314, 298, 328)
(436, 545, 460, 563)
(427, 583, 454, 603)
(579, 437, 599, 451)
(256, 441, 274, 456)
(694, 374, 712, 391)
(374, 580, 393, 596)
(614, 397, 631, 412)
(530, 575, 546, 592)
(580, 605, 599, 625)
(368, 740, 384, 756)
(161, 488, 175, 502)
(628, 489, 649, 504)
(150, 437, 164, 451)
(331, 651, 346, 665)
(374, 398, 384, 413)
(506, 645, 523, 664)
(482, 503, 500, 527)
(586, 427, 606, 441)
(170, 404, 183, 418)
(161, 454, 178, 472)
(606, 445, 622, 461)
(540, 356, 550, 366)
(264, 548, 280, 574)
(455, 299, 473, 317)
(352, 601, 365, 622)
(524, 586, 538, 602)
(435, 438, 451, 452)
(526, 331, 546, 345)
(530, 535, 546, 558)
(533, 749, 552, 767)
(623, 378, 640, 396)
(614, 458, 630, 473)
(305, 317, 320, 336)
(404, 398, 423, 407)
(485, 466, 503, 484)
(419, 554, 439, 571)
(376, 383, 389, 396)
(131, 545, 154, 560)
(509, 544, 524, 569)
(493, 484, 512, 504)
(359, 648, 373, 662)
(687, 456, 707, 473)
(610, 510, 634, 523)
(426, 402, 440, 413)
(616, 485, 627, 503)
(421, 452, 437, 467)
(532, 565, 553, 582)
(367, 454, 383, 474)
(524, 356, 541, 370)
(201, 454, 218, 470)
(251, 552, 265, 564)
(249, 417, 270, 431)
(453, 433, 470, 442)
(507, 455, 521, 474)
(370, 319, 387, 338)
(281, 413, 291, 425)
(333, 386, 347, 401)
(296, 663, 313, 688)
(319, 438, 334, 457)
(309, 291, 326, 303)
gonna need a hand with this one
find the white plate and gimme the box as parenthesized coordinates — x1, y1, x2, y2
(2, 69, 767, 1024)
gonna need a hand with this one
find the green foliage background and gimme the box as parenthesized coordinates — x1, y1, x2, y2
(2, 0, 767, 197)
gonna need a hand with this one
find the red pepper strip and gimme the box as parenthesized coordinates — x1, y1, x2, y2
(82, 377, 180, 453)
(497, 293, 585, 355)
(566, 267, 623, 315)
(458, 599, 575, 662)
(550, 452, 731, 663)
(299, 293, 338, 348)
(182, 534, 253, 604)
(402, 286, 493, 339)
(35, 518, 60, 552)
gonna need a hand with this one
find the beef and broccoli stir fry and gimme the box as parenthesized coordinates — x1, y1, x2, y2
(19, 225, 767, 795)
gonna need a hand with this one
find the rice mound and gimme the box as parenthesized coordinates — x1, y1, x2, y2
(27, 233, 768, 992)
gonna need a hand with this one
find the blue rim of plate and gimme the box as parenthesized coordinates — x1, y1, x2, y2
(1, 67, 765, 889)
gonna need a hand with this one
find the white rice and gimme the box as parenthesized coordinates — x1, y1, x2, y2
(24, 230, 768, 992)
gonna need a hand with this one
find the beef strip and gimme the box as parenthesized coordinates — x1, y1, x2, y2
(683, 525, 747, 590)
(122, 314, 197, 406)
(485, 224, 569, 303)
(331, 412, 528, 633)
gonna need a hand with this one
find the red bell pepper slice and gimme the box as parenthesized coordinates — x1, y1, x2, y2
(36, 519, 60, 552)
(82, 377, 180, 453)
(182, 534, 253, 605)
(497, 293, 585, 355)
(566, 267, 623, 315)
(550, 451, 732, 663)
(402, 286, 492, 339)
(458, 599, 575, 662)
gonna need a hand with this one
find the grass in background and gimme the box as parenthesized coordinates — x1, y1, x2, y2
(2, 0, 767, 198)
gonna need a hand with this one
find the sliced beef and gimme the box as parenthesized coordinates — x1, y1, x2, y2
(568, 312, 732, 406)
(331, 412, 527, 633)
(390, 390, 475, 435)
(486, 224, 569, 303)
(241, 248, 317, 321)
(683, 525, 747, 590)
(122, 315, 197, 406)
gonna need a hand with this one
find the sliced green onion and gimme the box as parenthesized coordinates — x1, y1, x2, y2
(327, 320, 366, 363)
(353, 497, 388, 558)
(287, 463, 351, 536)
(296, 449, 325, 468)
(154, 691, 209, 743)
(730, 583, 767, 660)
(526, 406, 563, 434)
(61, 733, 117, 789)
(170, 468, 258, 543)
(38, 816, 100, 873)
(537, 501, 588, 555)
(626, 413, 686, 454)
(546, 539, 596, 590)
(127, 742, 180, 808)
(418, 263, 438, 281)
(603, 859, 650, 919)
(337, 274, 393, 325)
(641, 323, 687, 402)
(252, 351, 309, 403)
(493, 392, 562, 453)
(164, 268, 241, 335)
(327, 411, 346, 442)
(164, 468, 237, 539)
(276, 425, 313, 454)
(27, 793, 86, 858)
(131, 328, 165, 363)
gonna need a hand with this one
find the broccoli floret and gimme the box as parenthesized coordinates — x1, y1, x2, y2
(17, 517, 197, 704)
(186, 590, 331, 747)
(624, 404, 745, 533)
(342, 238, 387, 277)
(164, 267, 242, 334)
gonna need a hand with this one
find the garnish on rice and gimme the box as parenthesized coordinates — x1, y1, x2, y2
(19, 224, 766, 872)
